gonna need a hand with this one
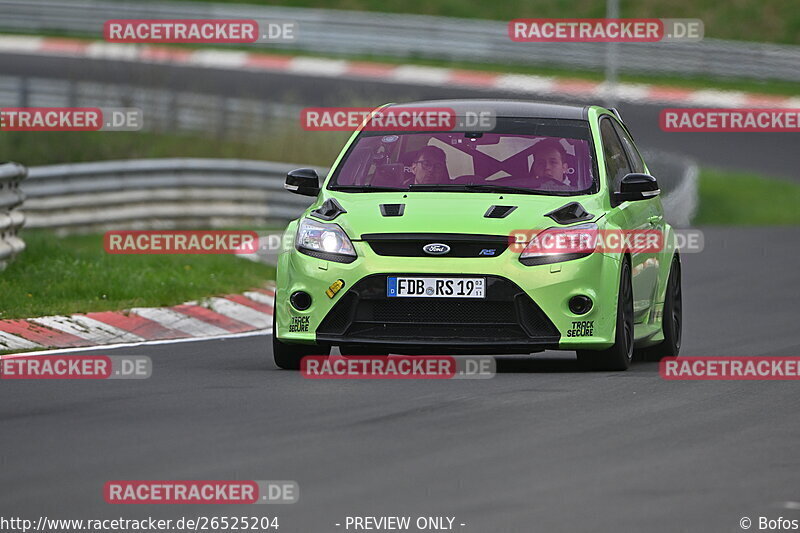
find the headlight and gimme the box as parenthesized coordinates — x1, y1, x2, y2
(519, 222, 598, 266)
(296, 217, 357, 263)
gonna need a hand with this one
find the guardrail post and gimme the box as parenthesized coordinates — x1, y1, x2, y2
(0, 162, 29, 271)
(18, 77, 29, 108)
(68, 79, 78, 107)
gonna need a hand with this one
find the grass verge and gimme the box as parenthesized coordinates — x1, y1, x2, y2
(0, 126, 349, 167)
(0, 230, 277, 320)
(696, 169, 800, 225)
(169, 0, 800, 45)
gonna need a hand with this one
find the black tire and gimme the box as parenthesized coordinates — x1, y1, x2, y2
(577, 259, 634, 371)
(636, 256, 682, 362)
(272, 310, 330, 370)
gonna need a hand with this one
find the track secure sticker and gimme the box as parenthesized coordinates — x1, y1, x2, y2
(288, 316, 310, 332)
(567, 320, 594, 337)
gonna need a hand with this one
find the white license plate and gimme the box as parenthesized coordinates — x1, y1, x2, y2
(387, 277, 485, 298)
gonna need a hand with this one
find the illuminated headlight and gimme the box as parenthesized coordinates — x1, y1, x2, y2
(296, 218, 357, 263)
(519, 223, 598, 266)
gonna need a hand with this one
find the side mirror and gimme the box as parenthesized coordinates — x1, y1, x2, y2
(285, 168, 320, 197)
(613, 173, 660, 205)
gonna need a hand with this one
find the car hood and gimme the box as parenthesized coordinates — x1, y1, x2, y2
(313, 191, 606, 239)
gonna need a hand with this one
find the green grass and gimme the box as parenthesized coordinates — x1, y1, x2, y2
(0, 230, 276, 319)
(171, 0, 800, 45)
(696, 168, 800, 225)
(0, 126, 349, 167)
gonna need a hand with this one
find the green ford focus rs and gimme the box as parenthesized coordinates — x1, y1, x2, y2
(273, 100, 681, 371)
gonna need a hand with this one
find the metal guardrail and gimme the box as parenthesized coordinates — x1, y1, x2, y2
(22, 159, 319, 230)
(0, 76, 299, 140)
(0, 0, 799, 82)
(0, 161, 28, 269)
(21, 155, 697, 233)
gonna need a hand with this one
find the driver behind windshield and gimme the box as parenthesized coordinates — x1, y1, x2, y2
(530, 139, 572, 189)
(410, 146, 448, 185)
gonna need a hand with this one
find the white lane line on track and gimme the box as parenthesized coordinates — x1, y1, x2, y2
(31, 316, 146, 343)
(0, 329, 272, 358)
(130, 307, 230, 337)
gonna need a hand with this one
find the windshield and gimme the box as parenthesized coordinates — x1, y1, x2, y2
(329, 118, 596, 195)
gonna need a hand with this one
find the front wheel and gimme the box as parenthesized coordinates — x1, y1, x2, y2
(272, 311, 330, 370)
(577, 259, 634, 371)
(636, 256, 682, 362)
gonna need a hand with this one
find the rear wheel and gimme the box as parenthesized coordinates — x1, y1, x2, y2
(272, 310, 330, 370)
(637, 256, 681, 362)
(577, 259, 634, 371)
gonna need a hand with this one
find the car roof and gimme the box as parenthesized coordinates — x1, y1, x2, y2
(385, 99, 591, 120)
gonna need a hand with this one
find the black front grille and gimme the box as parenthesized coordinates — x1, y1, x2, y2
(361, 233, 509, 258)
(317, 274, 559, 348)
(368, 299, 516, 324)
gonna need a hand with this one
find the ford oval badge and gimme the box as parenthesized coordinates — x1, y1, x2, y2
(423, 243, 450, 255)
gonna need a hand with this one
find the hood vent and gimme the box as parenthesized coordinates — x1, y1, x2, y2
(545, 202, 594, 225)
(380, 204, 405, 217)
(484, 205, 517, 219)
(311, 198, 347, 221)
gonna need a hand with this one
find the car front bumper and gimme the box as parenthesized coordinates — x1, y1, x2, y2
(275, 239, 621, 352)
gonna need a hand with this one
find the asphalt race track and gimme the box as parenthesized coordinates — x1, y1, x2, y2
(0, 51, 798, 179)
(2, 227, 799, 532)
(1, 45, 798, 532)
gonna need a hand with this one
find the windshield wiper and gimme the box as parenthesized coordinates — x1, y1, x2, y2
(462, 184, 548, 195)
(331, 185, 408, 192)
(407, 184, 466, 191)
(407, 183, 548, 195)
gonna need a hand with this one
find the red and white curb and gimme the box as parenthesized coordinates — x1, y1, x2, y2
(0, 285, 275, 352)
(0, 35, 798, 108)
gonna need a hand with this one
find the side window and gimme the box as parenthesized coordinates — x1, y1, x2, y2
(599, 118, 632, 192)
(611, 121, 645, 174)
